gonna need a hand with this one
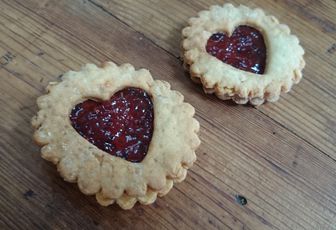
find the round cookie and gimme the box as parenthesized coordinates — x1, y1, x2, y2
(182, 4, 305, 105)
(32, 62, 200, 209)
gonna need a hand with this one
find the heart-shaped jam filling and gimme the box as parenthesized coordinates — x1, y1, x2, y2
(70, 87, 154, 163)
(206, 25, 266, 74)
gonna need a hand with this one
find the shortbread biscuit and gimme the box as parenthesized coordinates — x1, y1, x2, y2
(182, 4, 305, 105)
(32, 62, 200, 209)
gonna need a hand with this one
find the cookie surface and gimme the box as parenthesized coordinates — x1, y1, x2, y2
(182, 4, 305, 105)
(32, 62, 200, 209)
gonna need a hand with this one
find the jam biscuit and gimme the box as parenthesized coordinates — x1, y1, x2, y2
(32, 62, 200, 209)
(182, 4, 305, 105)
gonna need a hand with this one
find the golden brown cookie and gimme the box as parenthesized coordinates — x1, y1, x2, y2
(182, 4, 305, 105)
(32, 62, 200, 209)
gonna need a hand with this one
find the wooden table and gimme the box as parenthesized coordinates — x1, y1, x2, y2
(1, 0, 335, 229)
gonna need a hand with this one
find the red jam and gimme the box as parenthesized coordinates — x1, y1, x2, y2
(70, 87, 154, 163)
(206, 25, 266, 74)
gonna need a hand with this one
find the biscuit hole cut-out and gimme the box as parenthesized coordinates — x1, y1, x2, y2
(206, 25, 266, 74)
(70, 87, 154, 163)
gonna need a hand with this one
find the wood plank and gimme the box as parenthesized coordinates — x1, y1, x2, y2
(91, 0, 336, 158)
(0, 0, 335, 229)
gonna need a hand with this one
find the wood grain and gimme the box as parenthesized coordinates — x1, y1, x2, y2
(0, 0, 335, 229)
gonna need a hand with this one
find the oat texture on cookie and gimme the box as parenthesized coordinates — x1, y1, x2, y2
(182, 4, 305, 105)
(32, 62, 200, 209)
